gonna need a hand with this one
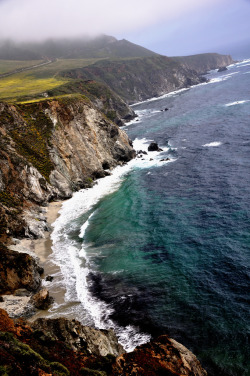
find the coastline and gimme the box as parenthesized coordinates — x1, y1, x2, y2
(0, 201, 66, 318)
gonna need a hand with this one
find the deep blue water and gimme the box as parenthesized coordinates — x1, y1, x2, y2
(51, 60, 250, 376)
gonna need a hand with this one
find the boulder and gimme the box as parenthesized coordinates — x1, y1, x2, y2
(218, 66, 228, 72)
(45, 275, 54, 282)
(160, 158, 170, 162)
(148, 142, 163, 152)
(31, 288, 53, 310)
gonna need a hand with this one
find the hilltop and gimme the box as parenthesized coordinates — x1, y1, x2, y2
(0, 35, 157, 60)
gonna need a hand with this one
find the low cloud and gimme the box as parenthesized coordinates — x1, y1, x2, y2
(0, 0, 226, 41)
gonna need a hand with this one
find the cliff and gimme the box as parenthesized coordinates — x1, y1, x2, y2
(0, 308, 207, 375)
(0, 94, 135, 257)
(171, 53, 234, 75)
(61, 53, 233, 104)
(61, 55, 205, 104)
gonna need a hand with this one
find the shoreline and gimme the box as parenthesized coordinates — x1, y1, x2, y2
(0, 201, 66, 319)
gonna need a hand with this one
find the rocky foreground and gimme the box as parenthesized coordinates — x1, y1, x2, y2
(0, 308, 207, 375)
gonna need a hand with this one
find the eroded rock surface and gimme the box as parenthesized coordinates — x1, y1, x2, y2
(112, 335, 207, 376)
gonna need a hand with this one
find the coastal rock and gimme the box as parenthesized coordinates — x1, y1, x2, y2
(0, 243, 41, 294)
(218, 66, 228, 72)
(31, 288, 53, 310)
(0, 309, 208, 376)
(112, 335, 207, 376)
(31, 317, 124, 356)
(45, 275, 53, 282)
(148, 142, 162, 152)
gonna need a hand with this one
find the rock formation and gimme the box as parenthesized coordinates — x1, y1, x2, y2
(0, 309, 207, 376)
(0, 95, 135, 243)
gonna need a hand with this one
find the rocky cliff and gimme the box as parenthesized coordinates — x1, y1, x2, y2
(62, 56, 205, 104)
(0, 308, 207, 376)
(61, 53, 234, 104)
(0, 95, 135, 245)
(172, 53, 234, 75)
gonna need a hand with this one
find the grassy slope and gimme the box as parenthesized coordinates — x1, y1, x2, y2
(0, 60, 44, 74)
(0, 58, 105, 101)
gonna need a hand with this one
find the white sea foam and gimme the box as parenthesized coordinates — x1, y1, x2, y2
(207, 71, 239, 84)
(228, 59, 250, 69)
(202, 141, 222, 147)
(225, 100, 250, 107)
(49, 137, 171, 351)
(131, 87, 189, 106)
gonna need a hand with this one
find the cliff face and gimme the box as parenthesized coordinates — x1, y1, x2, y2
(0, 309, 207, 376)
(0, 95, 135, 243)
(62, 56, 204, 104)
(47, 80, 136, 126)
(62, 53, 234, 104)
(172, 53, 234, 74)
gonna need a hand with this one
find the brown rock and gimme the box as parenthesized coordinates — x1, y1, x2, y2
(31, 317, 124, 356)
(0, 308, 16, 333)
(112, 335, 207, 376)
(0, 243, 41, 294)
(31, 288, 53, 310)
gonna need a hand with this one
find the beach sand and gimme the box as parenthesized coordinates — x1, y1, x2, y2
(0, 201, 66, 318)
(28, 200, 68, 321)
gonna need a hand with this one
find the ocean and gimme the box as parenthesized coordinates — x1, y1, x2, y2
(46, 59, 250, 376)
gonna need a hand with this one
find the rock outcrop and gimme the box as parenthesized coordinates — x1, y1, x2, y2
(31, 317, 124, 357)
(0, 309, 207, 376)
(0, 243, 42, 294)
(112, 335, 207, 376)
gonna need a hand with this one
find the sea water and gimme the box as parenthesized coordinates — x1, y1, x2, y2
(46, 59, 250, 376)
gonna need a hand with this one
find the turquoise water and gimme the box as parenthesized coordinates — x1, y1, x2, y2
(50, 60, 250, 375)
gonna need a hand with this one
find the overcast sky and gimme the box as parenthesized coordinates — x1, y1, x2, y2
(0, 0, 249, 56)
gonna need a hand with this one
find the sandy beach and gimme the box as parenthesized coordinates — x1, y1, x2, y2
(0, 200, 67, 319)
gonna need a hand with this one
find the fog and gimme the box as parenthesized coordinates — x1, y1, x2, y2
(0, 0, 227, 40)
(0, 0, 249, 55)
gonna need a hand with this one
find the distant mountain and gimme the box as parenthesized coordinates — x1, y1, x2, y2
(0, 35, 157, 60)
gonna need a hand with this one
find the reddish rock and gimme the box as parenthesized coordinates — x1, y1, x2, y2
(0, 308, 16, 333)
(112, 335, 207, 376)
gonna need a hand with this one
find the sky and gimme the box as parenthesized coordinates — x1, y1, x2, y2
(0, 0, 250, 56)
